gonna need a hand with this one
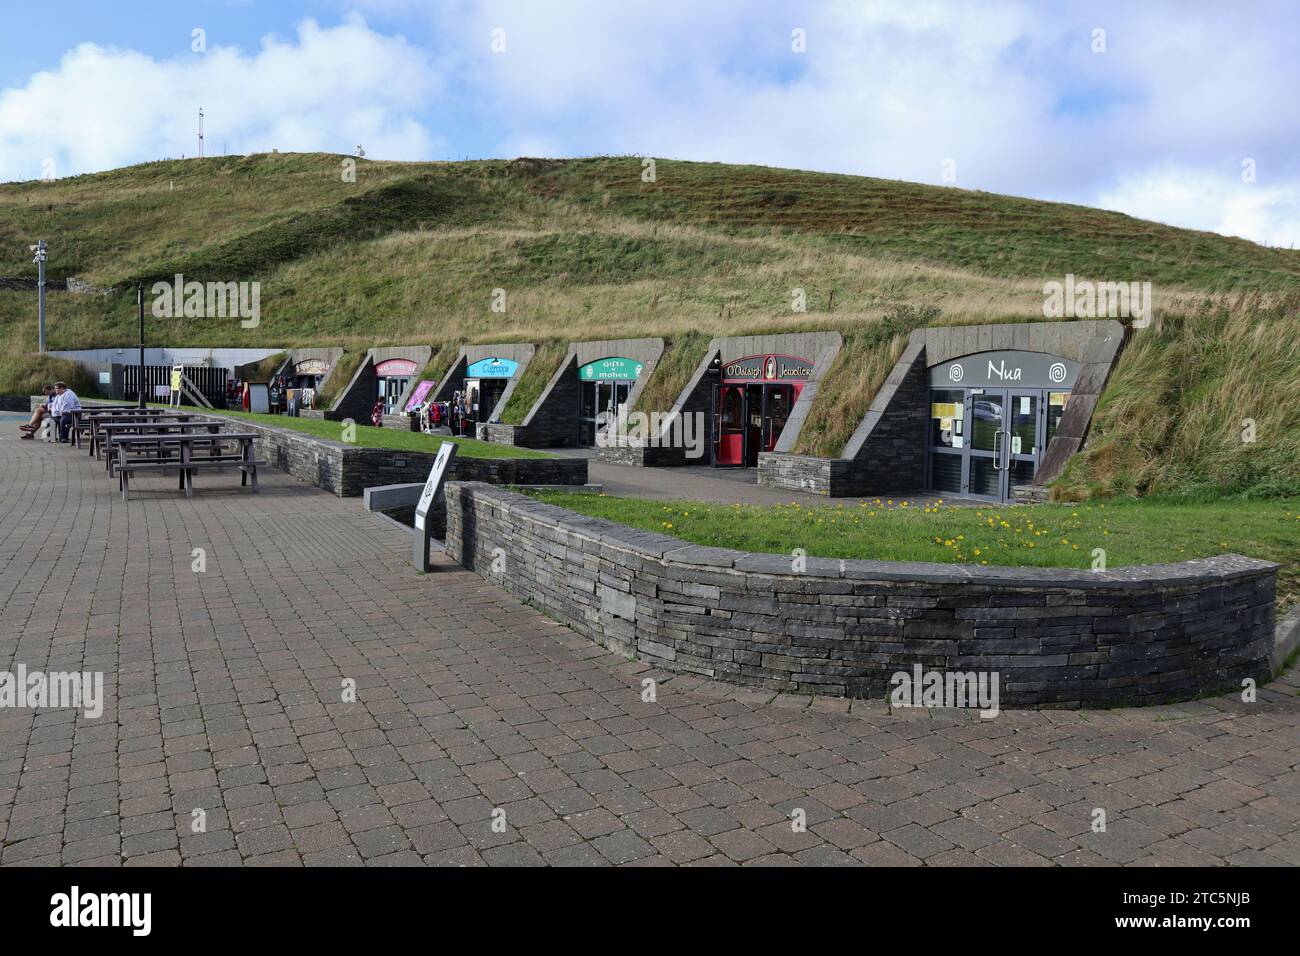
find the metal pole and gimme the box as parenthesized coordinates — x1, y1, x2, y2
(137, 284, 146, 409)
(35, 240, 46, 352)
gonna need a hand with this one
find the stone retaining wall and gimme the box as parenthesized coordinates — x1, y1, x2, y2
(199, 413, 587, 497)
(444, 482, 1277, 707)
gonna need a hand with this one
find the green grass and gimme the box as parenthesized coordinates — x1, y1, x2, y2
(499, 339, 567, 424)
(530, 491, 1300, 609)
(3, 152, 1298, 499)
(215, 409, 555, 459)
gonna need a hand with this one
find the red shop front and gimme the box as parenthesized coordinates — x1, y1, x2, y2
(712, 354, 813, 467)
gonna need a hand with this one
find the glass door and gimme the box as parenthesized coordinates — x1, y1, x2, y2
(966, 389, 1006, 499)
(712, 384, 747, 466)
(1006, 390, 1040, 498)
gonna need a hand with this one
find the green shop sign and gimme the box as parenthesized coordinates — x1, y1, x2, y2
(579, 357, 642, 381)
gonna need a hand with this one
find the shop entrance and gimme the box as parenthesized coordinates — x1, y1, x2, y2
(465, 377, 508, 423)
(712, 382, 797, 467)
(927, 386, 1071, 502)
(579, 380, 631, 446)
(378, 375, 410, 414)
(925, 350, 1078, 503)
(374, 358, 420, 415)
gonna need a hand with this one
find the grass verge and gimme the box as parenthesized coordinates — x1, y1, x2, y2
(530, 491, 1299, 609)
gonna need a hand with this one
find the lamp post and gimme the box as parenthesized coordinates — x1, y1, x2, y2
(30, 240, 46, 352)
(137, 284, 146, 410)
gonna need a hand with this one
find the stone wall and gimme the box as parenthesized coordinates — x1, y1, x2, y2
(201, 413, 587, 499)
(445, 482, 1277, 708)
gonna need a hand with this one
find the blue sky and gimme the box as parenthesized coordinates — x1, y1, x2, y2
(2, 0, 1298, 246)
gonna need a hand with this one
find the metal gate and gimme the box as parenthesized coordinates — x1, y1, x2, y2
(121, 365, 229, 407)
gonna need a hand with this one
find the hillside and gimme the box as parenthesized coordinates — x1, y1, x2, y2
(1, 153, 1297, 496)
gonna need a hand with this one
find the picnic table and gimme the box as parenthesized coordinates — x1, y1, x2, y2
(89, 416, 200, 460)
(114, 431, 263, 500)
(98, 419, 221, 475)
(76, 407, 189, 451)
(70, 406, 153, 448)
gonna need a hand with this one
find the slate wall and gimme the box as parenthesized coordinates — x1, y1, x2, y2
(445, 482, 1276, 708)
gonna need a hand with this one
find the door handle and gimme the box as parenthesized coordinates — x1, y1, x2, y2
(992, 429, 1002, 469)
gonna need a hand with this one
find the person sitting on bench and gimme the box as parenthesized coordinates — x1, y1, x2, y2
(51, 381, 81, 442)
(19, 385, 56, 439)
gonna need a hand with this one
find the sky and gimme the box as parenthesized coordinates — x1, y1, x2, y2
(1, 0, 1297, 247)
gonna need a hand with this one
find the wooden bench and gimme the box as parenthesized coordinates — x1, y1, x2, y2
(88, 412, 201, 458)
(115, 432, 264, 500)
(73, 406, 174, 450)
(98, 419, 212, 472)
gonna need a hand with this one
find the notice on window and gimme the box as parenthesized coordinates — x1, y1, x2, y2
(931, 402, 957, 419)
(1011, 436, 1022, 454)
(952, 436, 963, 448)
(1050, 392, 1068, 407)
(1020, 396, 1031, 415)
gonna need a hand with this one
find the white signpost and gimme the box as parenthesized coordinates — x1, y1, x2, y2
(413, 441, 458, 572)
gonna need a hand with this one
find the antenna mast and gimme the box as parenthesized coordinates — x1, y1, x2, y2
(198, 107, 205, 158)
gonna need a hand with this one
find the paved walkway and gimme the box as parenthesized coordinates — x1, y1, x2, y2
(1, 434, 1297, 867)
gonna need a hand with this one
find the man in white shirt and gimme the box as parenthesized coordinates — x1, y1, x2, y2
(52, 381, 80, 442)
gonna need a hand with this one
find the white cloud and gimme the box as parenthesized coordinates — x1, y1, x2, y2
(6, 1, 1300, 247)
(0, 15, 441, 182)
(1096, 167, 1300, 249)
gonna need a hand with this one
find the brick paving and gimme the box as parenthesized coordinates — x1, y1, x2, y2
(1, 434, 1297, 867)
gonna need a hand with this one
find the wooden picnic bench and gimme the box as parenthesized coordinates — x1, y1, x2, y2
(71, 406, 169, 449)
(115, 431, 264, 500)
(91, 415, 202, 461)
(99, 420, 222, 476)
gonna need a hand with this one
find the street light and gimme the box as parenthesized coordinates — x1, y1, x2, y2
(29, 241, 46, 353)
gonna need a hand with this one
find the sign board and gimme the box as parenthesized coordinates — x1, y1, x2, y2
(413, 442, 459, 572)
(929, 350, 1079, 389)
(248, 383, 270, 414)
(404, 380, 435, 412)
(579, 357, 641, 381)
(414, 441, 458, 532)
(721, 354, 814, 383)
(154, 385, 171, 398)
(374, 359, 419, 377)
(466, 357, 518, 379)
(98, 371, 111, 385)
(295, 358, 328, 376)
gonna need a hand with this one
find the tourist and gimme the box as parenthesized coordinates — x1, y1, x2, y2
(51, 381, 81, 442)
(18, 385, 56, 439)
(371, 399, 384, 428)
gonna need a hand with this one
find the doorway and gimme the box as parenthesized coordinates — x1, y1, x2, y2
(712, 383, 797, 467)
(927, 387, 1069, 502)
(579, 380, 632, 446)
(378, 376, 409, 414)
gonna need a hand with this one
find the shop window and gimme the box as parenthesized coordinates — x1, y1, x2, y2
(929, 388, 964, 448)
(720, 388, 742, 428)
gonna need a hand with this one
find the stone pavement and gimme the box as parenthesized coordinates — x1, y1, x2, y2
(1, 433, 1297, 867)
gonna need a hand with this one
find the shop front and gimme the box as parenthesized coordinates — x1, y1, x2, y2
(290, 358, 329, 409)
(375, 358, 419, 414)
(578, 357, 642, 446)
(926, 350, 1077, 502)
(712, 354, 813, 467)
(464, 357, 518, 423)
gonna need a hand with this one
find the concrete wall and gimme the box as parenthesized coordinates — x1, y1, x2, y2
(445, 482, 1277, 707)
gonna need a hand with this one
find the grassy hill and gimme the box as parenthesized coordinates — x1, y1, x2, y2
(1, 153, 1297, 496)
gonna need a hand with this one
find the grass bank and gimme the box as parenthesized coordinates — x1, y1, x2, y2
(530, 491, 1299, 609)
